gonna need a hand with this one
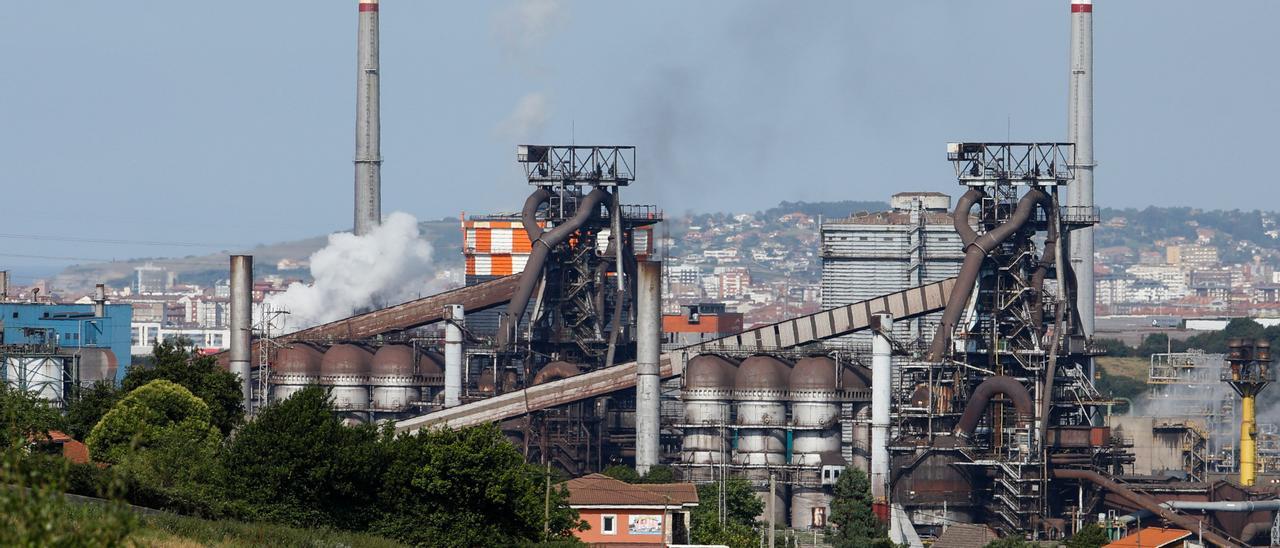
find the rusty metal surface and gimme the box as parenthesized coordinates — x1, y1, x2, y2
(216, 275, 520, 368)
(396, 277, 958, 433)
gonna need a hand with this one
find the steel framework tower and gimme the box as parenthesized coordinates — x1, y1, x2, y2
(1224, 338, 1274, 486)
(354, 0, 381, 236)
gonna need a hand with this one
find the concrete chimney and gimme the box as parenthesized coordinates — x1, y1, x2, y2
(870, 313, 893, 514)
(444, 304, 464, 408)
(92, 283, 106, 318)
(635, 260, 662, 475)
(0, 271, 8, 302)
(230, 255, 254, 413)
(1067, 0, 1095, 336)
(354, 0, 381, 236)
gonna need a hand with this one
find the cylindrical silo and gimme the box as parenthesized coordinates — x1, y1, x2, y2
(734, 355, 791, 525)
(789, 356, 841, 529)
(370, 345, 424, 414)
(75, 348, 118, 386)
(270, 345, 323, 402)
(681, 355, 738, 467)
(320, 344, 372, 418)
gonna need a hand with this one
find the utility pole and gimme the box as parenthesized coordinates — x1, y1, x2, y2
(768, 472, 776, 548)
(543, 460, 552, 540)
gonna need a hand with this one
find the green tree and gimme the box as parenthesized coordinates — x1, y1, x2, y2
(1066, 523, 1109, 548)
(690, 478, 763, 548)
(125, 339, 244, 435)
(828, 467, 890, 548)
(86, 379, 221, 465)
(985, 538, 1037, 548)
(0, 444, 136, 546)
(602, 464, 640, 483)
(639, 464, 676, 484)
(66, 381, 123, 441)
(222, 385, 381, 529)
(372, 423, 584, 546)
(0, 385, 64, 449)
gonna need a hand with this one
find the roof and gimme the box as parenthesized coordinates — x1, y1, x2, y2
(563, 474, 699, 508)
(931, 523, 1000, 548)
(1104, 527, 1192, 548)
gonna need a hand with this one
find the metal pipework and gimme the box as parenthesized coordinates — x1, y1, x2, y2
(635, 260, 662, 475)
(497, 188, 610, 350)
(1225, 337, 1273, 487)
(870, 313, 892, 510)
(229, 255, 253, 413)
(1068, 0, 1095, 336)
(1051, 468, 1237, 548)
(353, 0, 381, 236)
(1164, 500, 1280, 512)
(927, 189, 1051, 361)
(444, 304, 464, 408)
(953, 375, 1034, 439)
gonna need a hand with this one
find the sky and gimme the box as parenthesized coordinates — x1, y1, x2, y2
(1, 0, 1277, 274)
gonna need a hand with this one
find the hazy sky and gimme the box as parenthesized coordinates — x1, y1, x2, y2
(2, 1, 1277, 273)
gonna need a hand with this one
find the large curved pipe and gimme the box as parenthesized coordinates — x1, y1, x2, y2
(531, 361, 582, 385)
(953, 187, 984, 246)
(1030, 200, 1060, 332)
(1051, 468, 1238, 548)
(927, 189, 1052, 362)
(954, 375, 1034, 438)
(497, 188, 610, 349)
(1163, 500, 1280, 512)
(521, 188, 551, 243)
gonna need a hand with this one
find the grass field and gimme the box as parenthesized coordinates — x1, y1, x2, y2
(1096, 356, 1149, 381)
(129, 513, 407, 548)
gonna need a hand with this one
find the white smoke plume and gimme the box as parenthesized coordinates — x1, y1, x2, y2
(267, 212, 448, 333)
(497, 92, 551, 140)
(492, 0, 564, 63)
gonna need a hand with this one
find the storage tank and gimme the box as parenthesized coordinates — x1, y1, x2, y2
(320, 344, 372, 415)
(788, 356, 845, 530)
(270, 345, 323, 402)
(370, 345, 425, 413)
(75, 348, 118, 385)
(681, 355, 738, 466)
(734, 354, 791, 525)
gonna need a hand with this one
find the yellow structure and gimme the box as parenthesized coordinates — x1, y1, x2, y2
(1224, 338, 1273, 486)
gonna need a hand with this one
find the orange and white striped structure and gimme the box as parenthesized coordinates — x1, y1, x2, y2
(463, 219, 537, 277)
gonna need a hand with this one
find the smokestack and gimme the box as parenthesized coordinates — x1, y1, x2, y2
(230, 255, 254, 413)
(0, 271, 8, 302)
(1067, 0, 1094, 336)
(443, 304, 464, 408)
(635, 260, 662, 475)
(869, 313, 892, 519)
(92, 283, 106, 318)
(353, 0, 381, 236)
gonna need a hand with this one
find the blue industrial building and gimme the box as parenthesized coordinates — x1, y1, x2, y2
(0, 303, 133, 383)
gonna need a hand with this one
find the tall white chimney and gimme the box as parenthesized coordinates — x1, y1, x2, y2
(354, 0, 381, 236)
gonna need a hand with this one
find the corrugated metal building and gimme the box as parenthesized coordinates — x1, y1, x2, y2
(820, 192, 965, 344)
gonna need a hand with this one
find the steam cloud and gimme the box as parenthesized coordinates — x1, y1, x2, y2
(267, 212, 448, 333)
(492, 0, 564, 63)
(497, 92, 551, 140)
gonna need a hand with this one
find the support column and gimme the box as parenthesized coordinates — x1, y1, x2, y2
(230, 255, 253, 413)
(444, 304, 464, 408)
(636, 260, 662, 474)
(870, 313, 893, 525)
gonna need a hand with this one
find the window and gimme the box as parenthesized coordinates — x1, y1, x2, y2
(601, 514, 617, 535)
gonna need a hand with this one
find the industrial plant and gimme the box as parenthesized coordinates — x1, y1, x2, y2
(10, 0, 1280, 546)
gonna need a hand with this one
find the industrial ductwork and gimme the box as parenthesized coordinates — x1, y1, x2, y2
(927, 189, 1051, 362)
(1051, 468, 1236, 547)
(953, 375, 1033, 439)
(497, 188, 610, 349)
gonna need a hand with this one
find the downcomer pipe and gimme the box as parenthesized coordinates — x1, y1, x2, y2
(229, 255, 253, 413)
(927, 189, 1051, 362)
(521, 187, 551, 242)
(353, 0, 381, 236)
(954, 375, 1034, 439)
(870, 313, 892, 508)
(443, 304, 464, 407)
(497, 188, 610, 349)
(635, 260, 662, 475)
